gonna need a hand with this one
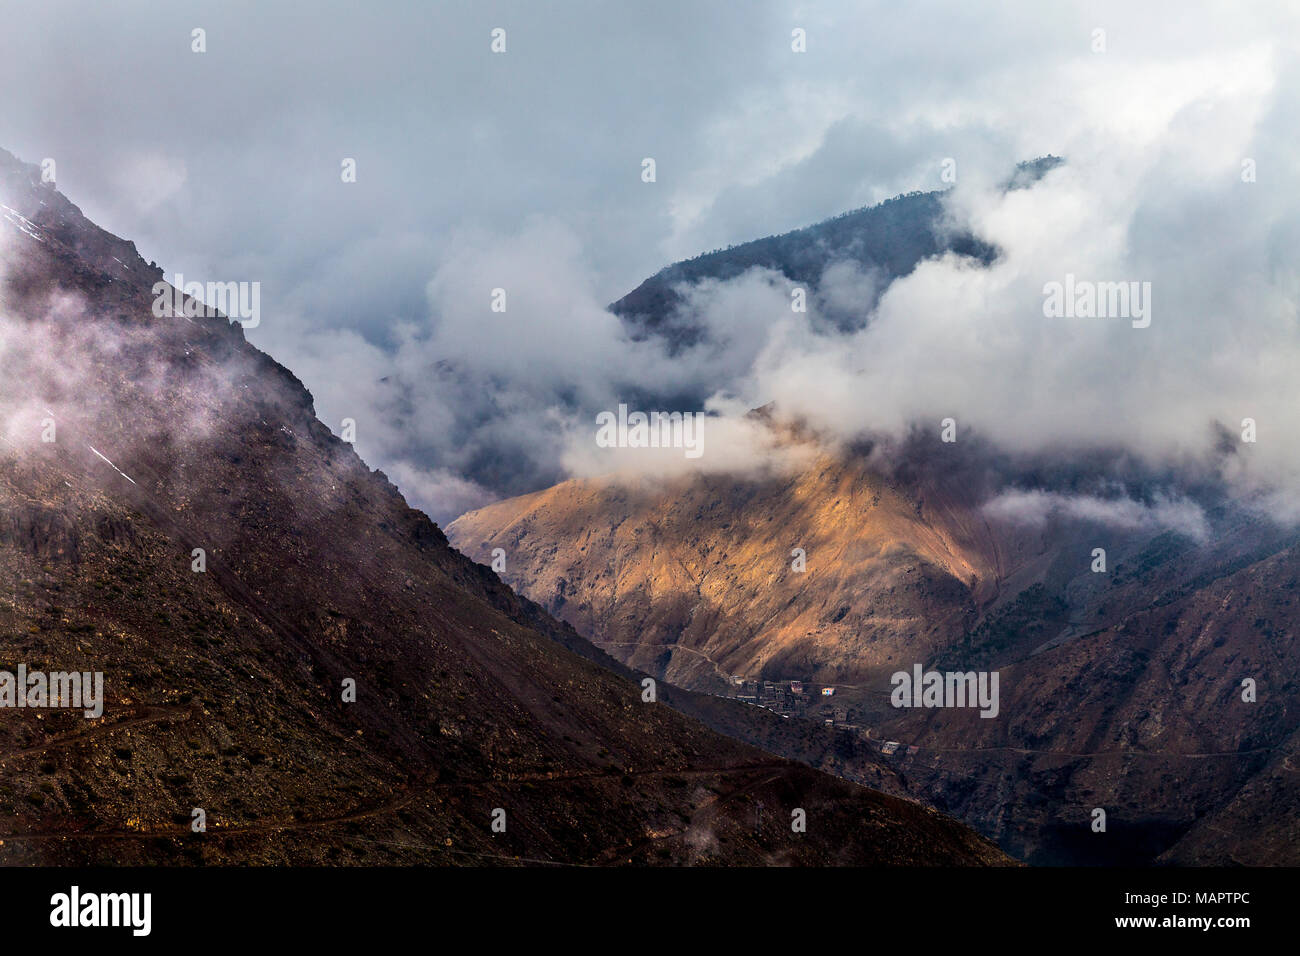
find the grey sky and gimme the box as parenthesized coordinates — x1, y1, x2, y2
(2, 1, 1296, 521)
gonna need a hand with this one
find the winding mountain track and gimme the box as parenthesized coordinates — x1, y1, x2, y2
(0, 703, 196, 765)
(0, 759, 795, 846)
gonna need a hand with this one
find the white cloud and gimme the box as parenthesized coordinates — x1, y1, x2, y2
(983, 489, 1210, 542)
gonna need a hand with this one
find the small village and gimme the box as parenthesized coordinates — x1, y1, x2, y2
(722, 677, 919, 759)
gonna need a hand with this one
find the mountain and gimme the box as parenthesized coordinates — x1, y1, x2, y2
(449, 183, 1300, 866)
(609, 157, 1060, 357)
(0, 148, 1007, 866)
(450, 445, 1003, 693)
(450, 441, 1300, 865)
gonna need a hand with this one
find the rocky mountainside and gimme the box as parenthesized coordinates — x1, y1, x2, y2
(450, 446, 1006, 693)
(450, 439, 1300, 865)
(0, 148, 1007, 866)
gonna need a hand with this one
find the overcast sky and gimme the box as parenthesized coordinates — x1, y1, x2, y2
(3, 1, 1298, 523)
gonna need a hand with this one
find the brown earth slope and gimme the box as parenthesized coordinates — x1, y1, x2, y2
(450, 454, 1004, 692)
(449, 434, 1300, 865)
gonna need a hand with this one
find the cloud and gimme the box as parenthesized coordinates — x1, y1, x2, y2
(251, 219, 810, 517)
(982, 489, 1210, 542)
(108, 151, 187, 215)
(558, 394, 818, 482)
(3, 1, 1299, 524)
(723, 46, 1300, 522)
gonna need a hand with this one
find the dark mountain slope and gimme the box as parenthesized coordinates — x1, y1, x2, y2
(609, 157, 1061, 349)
